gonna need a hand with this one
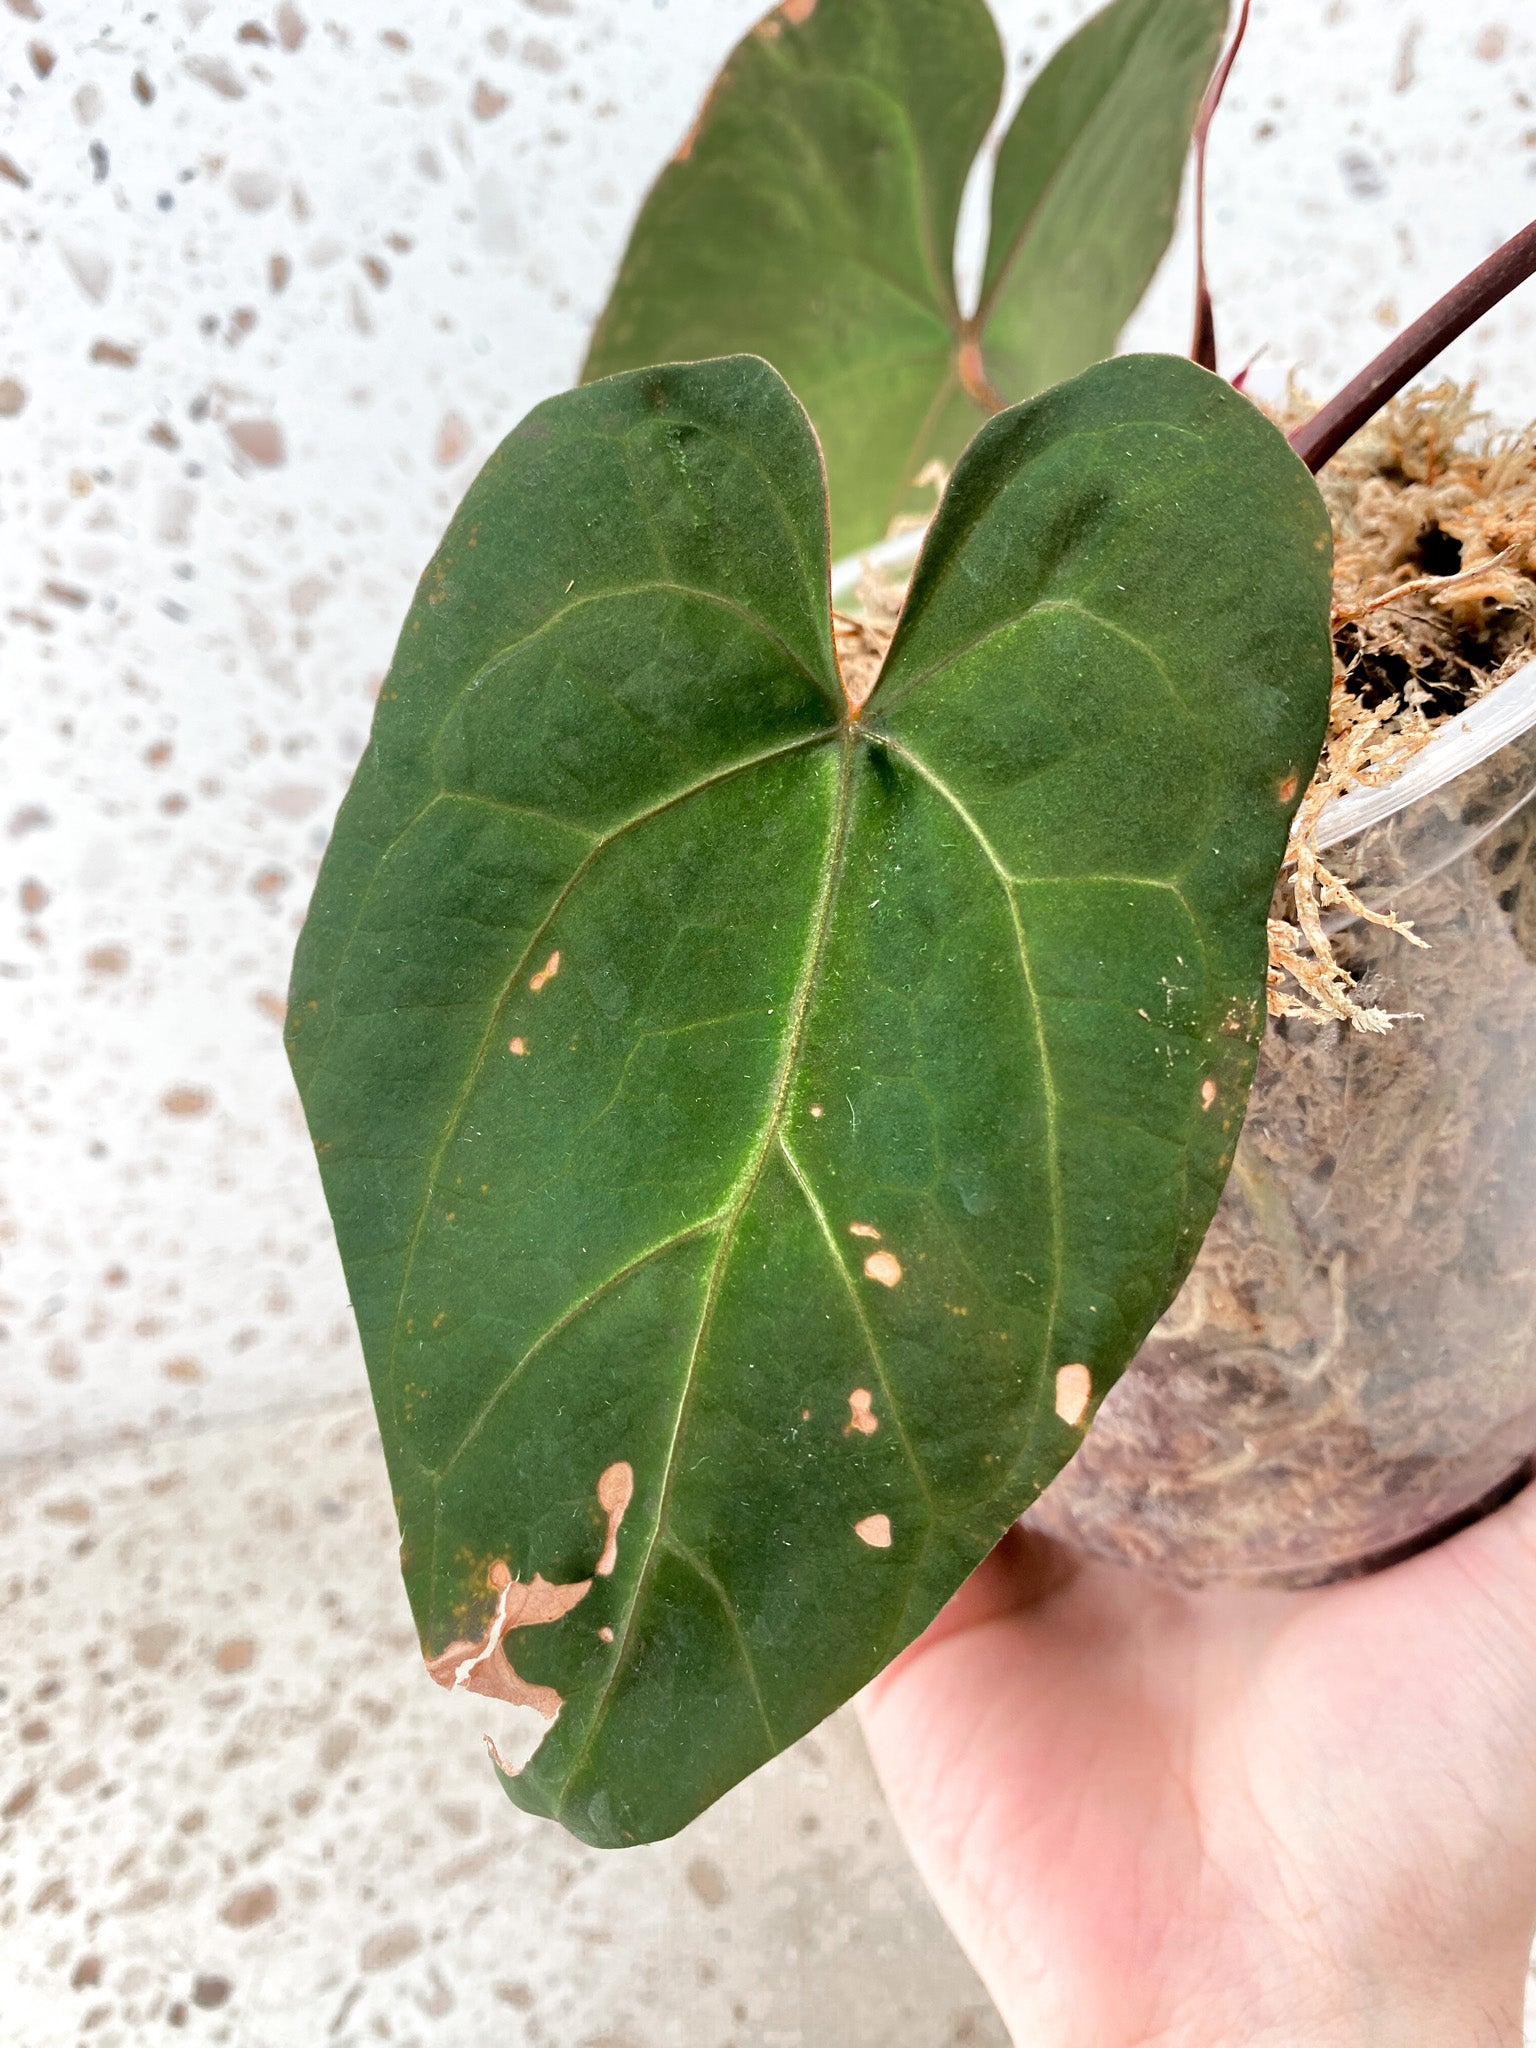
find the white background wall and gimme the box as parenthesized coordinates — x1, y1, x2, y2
(2, 0, 1533, 1456)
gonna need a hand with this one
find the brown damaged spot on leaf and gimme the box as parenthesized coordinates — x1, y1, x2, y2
(426, 1463, 634, 1761)
(528, 949, 560, 992)
(853, 1513, 892, 1548)
(1054, 1362, 1093, 1428)
(594, 1460, 634, 1577)
(848, 1221, 880, 1240)
(508, 1036, 528, 1056)
(862, 1250, 901, 1288)
(781, 0, 817, 19)
(426, 1564, 592, 1723)
(1201, 1077, 1218, 1109)
(844, 1388, 878, 1436)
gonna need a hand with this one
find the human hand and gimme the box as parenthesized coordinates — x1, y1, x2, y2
(858, 1485, 1536, 2048)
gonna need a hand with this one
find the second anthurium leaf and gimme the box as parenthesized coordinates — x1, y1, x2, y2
(978, 0, 1230, 402)
(288, 351, 1332, 1848)
(583, 0, 1228, 555)
(583, 0, 1000, 559)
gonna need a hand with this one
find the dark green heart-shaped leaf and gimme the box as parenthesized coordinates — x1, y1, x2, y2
(582, 0, 1227, 555)
(288, 351, 1331, 1847)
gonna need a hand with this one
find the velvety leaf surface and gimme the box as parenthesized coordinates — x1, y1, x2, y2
(288, 352, 1333, 1848)
(583, 0, 1226, 555)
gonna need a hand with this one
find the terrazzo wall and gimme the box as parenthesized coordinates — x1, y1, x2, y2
(2, 0, 1534, 1457)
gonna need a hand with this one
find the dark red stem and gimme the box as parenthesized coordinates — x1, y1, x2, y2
(1189, 0, 1252, 373)
(1290, 216, 1536, 473)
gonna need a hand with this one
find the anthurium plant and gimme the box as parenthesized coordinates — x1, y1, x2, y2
(286, 0, 1536, 1847)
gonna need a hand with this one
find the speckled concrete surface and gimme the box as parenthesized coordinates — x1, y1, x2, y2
(0, 1400, 1008, 2048)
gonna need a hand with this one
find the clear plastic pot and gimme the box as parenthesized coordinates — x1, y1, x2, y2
(833, 537, 1536, 1590)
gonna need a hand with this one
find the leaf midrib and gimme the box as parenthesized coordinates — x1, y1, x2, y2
(551, 729, 858, 1819)
(517, 699, 1180, 1810)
